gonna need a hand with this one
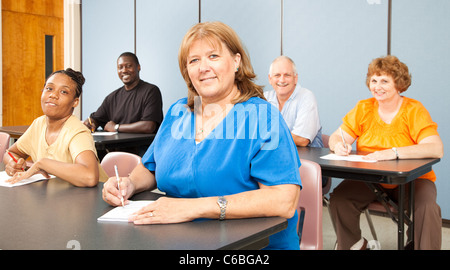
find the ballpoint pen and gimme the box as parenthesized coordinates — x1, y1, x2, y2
(339, 127, 348, 152)
(6, 150, 24, 171)
(114, 165, 125, 207)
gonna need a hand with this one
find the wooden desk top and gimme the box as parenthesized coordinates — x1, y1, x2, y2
(0, 125, 28, 139)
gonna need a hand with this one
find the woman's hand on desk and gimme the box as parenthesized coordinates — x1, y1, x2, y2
(6, 162, 50, 184)
(362, 149, 396, 161)
(129, 197, 203, 225)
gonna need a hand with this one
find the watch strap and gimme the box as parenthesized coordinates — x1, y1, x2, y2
(392, 147, 399, 159)
(217, 196, 227, 221)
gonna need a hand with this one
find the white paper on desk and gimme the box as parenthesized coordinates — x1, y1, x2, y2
(0, 171, 54, 187)
(97, 200, 154, 222)
(92, 132, 118, 136)
(320, 153, 377, 163)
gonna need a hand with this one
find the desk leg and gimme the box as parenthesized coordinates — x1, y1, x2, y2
(398, 185, 405, 250)
(406, 181, 415, 249)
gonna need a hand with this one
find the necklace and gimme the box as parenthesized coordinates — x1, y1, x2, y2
(196, 105, 229, 138)
(196, 128, 204, 135)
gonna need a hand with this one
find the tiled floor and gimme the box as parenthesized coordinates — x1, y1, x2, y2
(322, 206, 450, 250)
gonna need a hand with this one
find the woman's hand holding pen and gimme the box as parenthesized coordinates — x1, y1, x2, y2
(102, 176, 135, 207)
(5, 153, 26, 176)
(334, 141, 352, 156)
(330, 128, 353, 156)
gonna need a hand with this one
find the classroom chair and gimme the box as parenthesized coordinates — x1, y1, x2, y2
(321, 134, 337, 233)
(297, 159, 323, 250)
(0, 132, 11, 163)
(100, 151, 141, 177)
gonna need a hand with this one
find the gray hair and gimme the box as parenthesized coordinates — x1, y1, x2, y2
(269, 55, 298, 75)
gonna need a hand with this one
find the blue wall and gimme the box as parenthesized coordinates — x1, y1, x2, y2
(81, 0, 135, 120)
(390, 0, 450, 218)
(82, 0, 450, 219)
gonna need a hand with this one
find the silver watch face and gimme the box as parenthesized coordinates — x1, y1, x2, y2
(218, 196, 227, 206)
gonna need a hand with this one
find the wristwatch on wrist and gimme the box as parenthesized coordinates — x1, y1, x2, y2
(114, 123, 120, 132)
(217, 196, 227, 221)
(392, 147, 399, 159)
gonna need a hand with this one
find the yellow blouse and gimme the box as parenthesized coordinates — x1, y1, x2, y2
(17, 115, 108, 182)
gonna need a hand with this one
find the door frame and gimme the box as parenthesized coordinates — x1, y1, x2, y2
(0, 0, 82, 125)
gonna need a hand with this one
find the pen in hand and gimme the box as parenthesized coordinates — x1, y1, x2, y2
(339, 127, 348, 153)
(114, 165, 125, 207)
(6, 150, 24, 172)
(88, 117, 95, 133)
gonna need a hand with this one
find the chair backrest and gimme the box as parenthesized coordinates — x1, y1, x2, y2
(297, 158, 323, 250)
(0, 132, 11, 163)
(321, 133, 332, 194)
(100, 151, 141, 177)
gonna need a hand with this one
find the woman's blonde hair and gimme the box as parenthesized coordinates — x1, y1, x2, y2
(178, 21, 264, 109)
(366, 55, 411, 93)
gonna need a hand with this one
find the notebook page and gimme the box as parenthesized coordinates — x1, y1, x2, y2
(0, 171, 53, 187)
(98, 200, 154, 222)
(320, 153, 377, 163)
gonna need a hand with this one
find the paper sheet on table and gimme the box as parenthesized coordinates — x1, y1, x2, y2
(320, 153, 377, 163)
(0, 171, 54, 187)
(98, 200, 155, 222)
(92, 132, 118, 136)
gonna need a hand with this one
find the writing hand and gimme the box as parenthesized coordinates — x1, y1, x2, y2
(334, 142, 352, 156)
(102, 176, 134, 206)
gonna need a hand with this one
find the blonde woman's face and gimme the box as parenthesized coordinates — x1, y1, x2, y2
(186, 39, 241, 104)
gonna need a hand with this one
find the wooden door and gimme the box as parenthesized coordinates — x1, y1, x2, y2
(2, 0, 64, 126)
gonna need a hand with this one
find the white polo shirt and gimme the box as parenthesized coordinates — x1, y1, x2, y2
(264, 86, 323, 147)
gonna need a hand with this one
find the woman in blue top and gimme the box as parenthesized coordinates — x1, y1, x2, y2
(102, 21, 302, 250)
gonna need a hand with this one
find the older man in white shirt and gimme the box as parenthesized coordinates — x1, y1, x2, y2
(265, 56, 323, 147)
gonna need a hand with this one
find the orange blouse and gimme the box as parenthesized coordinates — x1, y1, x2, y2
(341, 97, 439, 188)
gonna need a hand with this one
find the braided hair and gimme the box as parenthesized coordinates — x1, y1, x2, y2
(47, 68, 85, 98)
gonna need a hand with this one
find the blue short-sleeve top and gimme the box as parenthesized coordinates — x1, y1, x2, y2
(142, 97, 302, 250)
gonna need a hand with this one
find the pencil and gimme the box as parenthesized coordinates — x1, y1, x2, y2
(114, 165, 125, 207)
(88, 117, 95, 132)
(6, 150, 24, 171)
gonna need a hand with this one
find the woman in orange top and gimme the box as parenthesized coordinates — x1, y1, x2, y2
(328, 55, 444, 250)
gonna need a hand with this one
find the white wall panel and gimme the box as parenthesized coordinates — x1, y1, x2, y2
(392, 0, 450, 218)
(283, 0, 388, 135)
(136, 0, 198, 114)
(81, 0, 135, 119)
(201, 0, 281, 90)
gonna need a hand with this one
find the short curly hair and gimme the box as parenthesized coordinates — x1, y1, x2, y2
(366, 55, 411, 93)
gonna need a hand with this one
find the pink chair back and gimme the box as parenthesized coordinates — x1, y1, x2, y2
(100, 151, 141, 177)
(297, 159, 323, 250)
(0, 132, 11, 163)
